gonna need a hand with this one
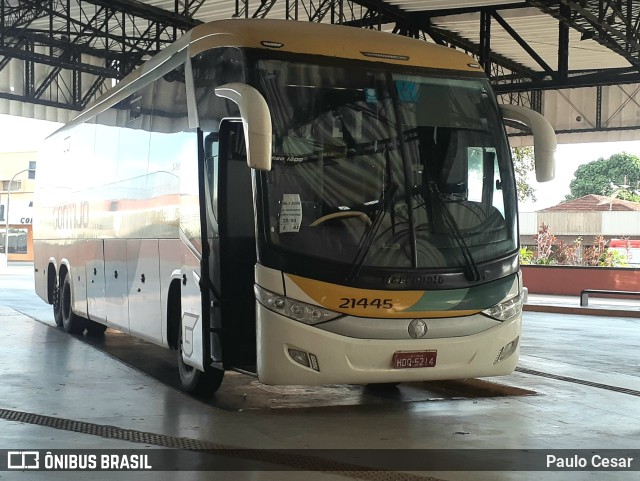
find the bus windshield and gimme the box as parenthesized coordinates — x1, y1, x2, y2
(255, 57, 517, 274)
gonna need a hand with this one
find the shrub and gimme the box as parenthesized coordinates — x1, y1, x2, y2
(526, 225, 627, 267)
(554, 238, 581, 266)
(519, 247, 534, 265)
(533, 223, 556, 264)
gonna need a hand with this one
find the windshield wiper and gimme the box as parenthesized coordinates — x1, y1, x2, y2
(428, 183, 484, 282)
(347, 184, 398, 282)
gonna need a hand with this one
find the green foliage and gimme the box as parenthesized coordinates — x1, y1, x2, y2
(519, 247, 534, 265)
(566, 152, 640, 201)
(511, 146, 536, 202)
(527, 225, 627, 267)
(598, 249, 628, 267)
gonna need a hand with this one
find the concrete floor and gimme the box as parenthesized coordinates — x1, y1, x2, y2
(0, 264, 638, 480)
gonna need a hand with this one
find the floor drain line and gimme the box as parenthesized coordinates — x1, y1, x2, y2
(0, 407, 442, 481)
(515, 367, 640, 396)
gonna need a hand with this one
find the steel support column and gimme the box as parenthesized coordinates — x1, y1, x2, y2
(557, 3, 570, 82)
(480, 10, 491, 75)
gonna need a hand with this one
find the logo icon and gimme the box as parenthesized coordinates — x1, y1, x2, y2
(8, 451, 40, 470)
(408, 319, 427, 339)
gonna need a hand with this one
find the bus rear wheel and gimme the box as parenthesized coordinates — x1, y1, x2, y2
(177, 323, 224, 396)
(60, 272, 86, 334)
(52, 282, 63, 327)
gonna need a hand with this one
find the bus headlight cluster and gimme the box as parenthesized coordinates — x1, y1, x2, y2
(255, 286, 341, 325)
(482, 293, 524, 322)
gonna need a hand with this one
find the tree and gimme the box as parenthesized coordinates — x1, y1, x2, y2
(511, 146, 536, 202)
(566, 152, 640, 201)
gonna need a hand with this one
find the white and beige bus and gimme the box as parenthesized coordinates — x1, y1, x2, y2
(34, 19, 555, 394)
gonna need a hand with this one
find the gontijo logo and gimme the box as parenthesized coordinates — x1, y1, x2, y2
(8, 451, 40, 469)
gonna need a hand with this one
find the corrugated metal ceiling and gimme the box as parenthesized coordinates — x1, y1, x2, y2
(21, 1, 633, 75)
(4, 0, 640, 144)
(430, 7, 630, 71)
(140, 0, 631, 73)
(387, 0, 524, 12)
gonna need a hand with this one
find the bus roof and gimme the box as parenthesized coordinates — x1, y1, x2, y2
(60, 19, 484, 133)
(188, 19, 482, 72)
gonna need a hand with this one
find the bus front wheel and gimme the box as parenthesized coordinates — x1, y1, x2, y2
(177, 323, 224, 395)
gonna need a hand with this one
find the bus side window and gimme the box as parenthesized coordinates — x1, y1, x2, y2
(192, 47, 245, 131)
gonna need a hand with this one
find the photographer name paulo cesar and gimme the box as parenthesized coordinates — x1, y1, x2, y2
(546, 454, 634, 469)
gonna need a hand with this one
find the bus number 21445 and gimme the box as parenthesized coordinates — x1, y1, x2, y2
(338, 298, 393, 309)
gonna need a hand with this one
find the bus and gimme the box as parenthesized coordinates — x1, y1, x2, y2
(34, 19, 556, 394)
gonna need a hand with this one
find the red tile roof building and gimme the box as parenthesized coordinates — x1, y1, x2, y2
(538, 194, 640, 212)
(519, 195, 640, 248)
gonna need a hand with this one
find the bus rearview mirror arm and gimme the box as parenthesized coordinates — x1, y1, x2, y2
(215, 83, 273, 171)
(500, 104, 556, 182)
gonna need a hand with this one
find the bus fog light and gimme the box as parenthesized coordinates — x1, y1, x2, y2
(288, 348, 310, 367)
(287, 349, 320, 371)
(494, 337, 519, 364)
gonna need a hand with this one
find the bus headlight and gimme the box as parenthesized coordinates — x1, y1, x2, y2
(255, 286, 342, 325)
(482, 293, 524, 321)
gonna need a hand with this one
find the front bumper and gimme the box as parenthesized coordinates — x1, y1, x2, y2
(256, 303, 521, 385)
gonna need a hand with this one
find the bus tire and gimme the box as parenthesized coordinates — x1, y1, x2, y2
(60, 272, 86, 335)
(52, 282, 63, 327)
(85, 320, 107, 336)
(177, 322, 224, 395)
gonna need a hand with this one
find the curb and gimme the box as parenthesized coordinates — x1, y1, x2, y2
(524, 303, 640, 318)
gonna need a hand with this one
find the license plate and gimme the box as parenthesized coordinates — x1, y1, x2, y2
(392, 350, 437, 369)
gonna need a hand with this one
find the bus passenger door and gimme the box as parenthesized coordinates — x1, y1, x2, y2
(178, 132, 208, 372)
(215, 121, 257, 368)
(104, 239, 130, 333)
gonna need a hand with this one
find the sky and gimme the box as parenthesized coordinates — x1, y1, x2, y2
(2, 113, 640, 213)
(0, 114, 62, 153)
(518, 140, 640, 212)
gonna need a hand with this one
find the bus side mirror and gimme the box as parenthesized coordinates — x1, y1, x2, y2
(500, 104, 556, 182)
(215, 83, 272, 171)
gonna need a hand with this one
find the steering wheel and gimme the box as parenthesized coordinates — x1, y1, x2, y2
(310, 211, 372, 227)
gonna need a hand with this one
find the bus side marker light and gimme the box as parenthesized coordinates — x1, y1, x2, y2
(261, 41, 284, 48)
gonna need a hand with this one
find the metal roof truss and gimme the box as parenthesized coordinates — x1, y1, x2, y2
(1, 0, 640, 129)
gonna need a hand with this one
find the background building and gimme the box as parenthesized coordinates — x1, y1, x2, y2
(0, 151, 36, 262)
(520, 194, 640, 248)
